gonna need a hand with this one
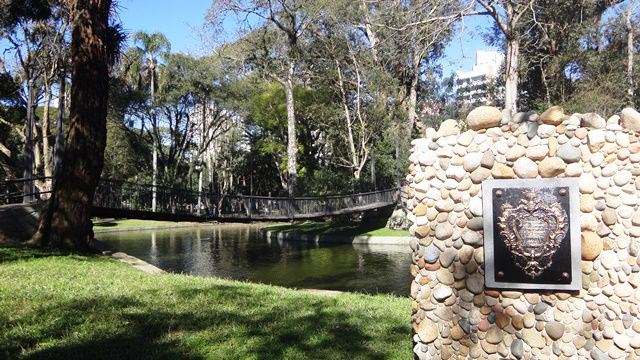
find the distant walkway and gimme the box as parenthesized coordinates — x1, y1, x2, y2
(1, 178, 399, 222)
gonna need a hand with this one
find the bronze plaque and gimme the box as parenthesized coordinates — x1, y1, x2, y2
(482, 179, 581, 290)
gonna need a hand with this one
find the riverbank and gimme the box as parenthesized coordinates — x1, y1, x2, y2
(0, 247, 411, 359)
(262, 221, 411, 245)
(93, 219, 215, 233)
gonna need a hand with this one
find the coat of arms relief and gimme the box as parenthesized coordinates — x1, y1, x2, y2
(497, 189, 569, 278)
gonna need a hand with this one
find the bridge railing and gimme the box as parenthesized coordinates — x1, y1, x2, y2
(0, 177, 52, 205)
(2, 177, 399, 219)
(213, 188, 399, 219)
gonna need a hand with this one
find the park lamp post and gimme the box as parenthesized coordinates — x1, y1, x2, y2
(195, 160, 203, 215)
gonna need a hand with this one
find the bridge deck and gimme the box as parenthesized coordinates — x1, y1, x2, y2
(2, 178, 399, 222)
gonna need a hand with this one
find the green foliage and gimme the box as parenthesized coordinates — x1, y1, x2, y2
(102, 121, 149, 181)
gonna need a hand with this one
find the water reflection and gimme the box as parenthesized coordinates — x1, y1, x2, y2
(96, 224, 412, 295)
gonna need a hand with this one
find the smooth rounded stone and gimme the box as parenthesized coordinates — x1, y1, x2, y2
(437, 119, 461, 137)
(436, 268, 455, 285)
(621, 107, 640, 131)
(522, 328, 547, 349)
(435, 200, 454, 212)
(486, 127, 503, 137)
(523, 313, 536, 328)
(433, 285, 453, 302)
(511, 339, 524, 359)
(581, 113, 606, 128)
(466, 273, 484, 294)
(538, 124, 557, 138)
(466, 106, 502, 130)
(580, 173, 597, 193)
(440, 248, 457, 267)
(533, 302, 549, 315)
(581, 194, 595, 212)
(470, 167, 491, 184)
(540, 105, 565, 125)
(605, 195, 622, 209)
(469, 197, 483, 217)
(424, 244, 441, 264)
(524, 145, 548, 161)
(416, 319, 439, 343)
(591, 152, 605, 167)
(619, 205, 634, 219)
(613, 334, 629, 350)
(545, 321, 565, 340)
(590, 348, 609, 360)
(495, 141, 509, 155)
(582, 231, 603, 260)
(556, 143, 581, 163)
(486, 326, 502, 344)
(461, 229, 483, 247)
(527, 122, 539, 139)
(445, 166, 466, 182)
(457, 246, 473, 265)
(457, 130, 476, 146)
(418, 151, 437, 166)
(435, 223, 454, 240)
(463, 152, 483, 172)
(481, 150, 495, 169)
(467, 217, 483, 231)
(618, 147, 631, 160)
(601, 164, 618, 177)
(606, 115, 621, 127)
(613, 170, 632, 186)
(614, 283, 633, 298)
(602, 208, 617, 225)
(513, 157, 538, 178)
(492, 163, 514, 179)
(538, 157, 566, 178)
(588, 129, 606, 151)
(506, 145, 526, 161)
(565, 163, 582, 177)
(616, 132, 630, 147)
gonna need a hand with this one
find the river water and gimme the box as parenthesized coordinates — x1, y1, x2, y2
(95, 224, 412, 296)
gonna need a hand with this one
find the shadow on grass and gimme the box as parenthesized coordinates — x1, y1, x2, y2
(93, 221, 117, 228)
(3, 283, 409, 359)
(0, 246, 72, 264)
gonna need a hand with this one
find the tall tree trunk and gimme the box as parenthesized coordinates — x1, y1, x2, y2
(336, 60, 358, 179)
(627, 0, 635, 106)
(53, 71, 66, 178)
(504, 38, 519, 115)
(151, 68, 158, 212)
(30, 0, 113, 250)
(284, 63, 297, 197)
(42, 82, 53, 179)
(23, 79, 35, 203)
(407, 47, 420, 136)
(370, 146, 376, 190)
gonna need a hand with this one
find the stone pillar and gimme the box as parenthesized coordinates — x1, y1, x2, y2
(408, 106, 640, 359)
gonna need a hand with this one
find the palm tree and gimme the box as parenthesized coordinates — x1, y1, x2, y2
(130, 31, 170, 212)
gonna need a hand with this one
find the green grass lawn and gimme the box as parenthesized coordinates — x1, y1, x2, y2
(0, 247, 412, 359)
(93, 219, 188, 229)
(263, 221, 410, 237)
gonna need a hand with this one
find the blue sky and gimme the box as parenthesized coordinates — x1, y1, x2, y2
(117, 0, 494, 77)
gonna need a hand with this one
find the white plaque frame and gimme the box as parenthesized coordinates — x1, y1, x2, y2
(482, 178, 581, 291)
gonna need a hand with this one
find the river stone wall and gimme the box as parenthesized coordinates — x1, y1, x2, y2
(407, 106, 640, 359)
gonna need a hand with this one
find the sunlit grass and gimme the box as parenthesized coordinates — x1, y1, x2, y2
(0, 247, 412, 359)
(93, 219, 188, 229)
(264, 221, 410, 237)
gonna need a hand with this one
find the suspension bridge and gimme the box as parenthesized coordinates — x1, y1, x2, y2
(0, 177, 399, 222)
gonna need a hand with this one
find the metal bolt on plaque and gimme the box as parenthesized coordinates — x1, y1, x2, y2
(482, 179, 581, 291)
